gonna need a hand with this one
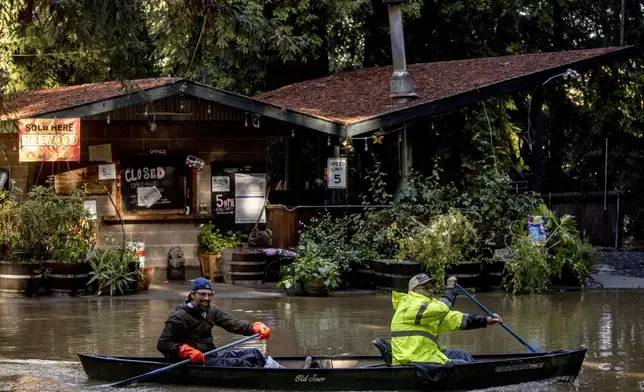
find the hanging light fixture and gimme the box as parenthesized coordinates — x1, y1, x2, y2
(364, 139, 368, 151)
(106, 114, 111, 124)
(291, 129, 295, 137)
(327, 136, 331, 146)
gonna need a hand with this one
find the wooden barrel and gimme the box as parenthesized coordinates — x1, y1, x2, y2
(446, 262, 483, 288)
(481, 260, 506, 287)
(373, 259, 421, 292)
(349, 259, 375, 289)
(0, 261, 43, 298)
(220, 248, 274, 287)
(44, 261, 94, 296)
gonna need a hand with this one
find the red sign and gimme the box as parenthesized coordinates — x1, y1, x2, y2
(18, 118, 81, 162)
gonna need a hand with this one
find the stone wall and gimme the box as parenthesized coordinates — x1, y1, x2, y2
(98, 222, 202, 281)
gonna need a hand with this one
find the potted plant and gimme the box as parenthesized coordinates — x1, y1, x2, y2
(3, 186, 98, 296)
(0, 189, 45, 297)
(501, 205, 598, 294)
(362, 208, 423, 292)
(42, 187, 98, 296)
(198, 223, 245, 281)
(87, 247, 144, 296)
(277, 245, 341, 296)
(297, 213, 360, 289)
(395, 208, 480, 290)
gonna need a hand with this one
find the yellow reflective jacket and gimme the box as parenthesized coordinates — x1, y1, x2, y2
(390, 289, 482, 365)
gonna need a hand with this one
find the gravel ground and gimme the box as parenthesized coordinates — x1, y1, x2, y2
(596, 250, 644, 278)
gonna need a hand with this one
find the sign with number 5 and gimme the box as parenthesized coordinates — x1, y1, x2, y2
(98, 163, 117, 180)
(327, 157, 347, 189)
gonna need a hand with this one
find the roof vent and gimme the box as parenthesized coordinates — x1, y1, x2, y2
(384, 0, 416, 105)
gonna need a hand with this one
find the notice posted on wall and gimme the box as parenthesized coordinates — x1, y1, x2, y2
(212, 176, 230, 192)
(233, 173, 266, 224)
(234, 173, 266, 197)
(137, 186, 163, 208)
(83, 200, 97, 220)
(235, 197, 266, 224)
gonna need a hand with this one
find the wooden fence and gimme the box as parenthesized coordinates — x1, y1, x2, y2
(266, 191, 625, 249)
(544, 191, 623, 248)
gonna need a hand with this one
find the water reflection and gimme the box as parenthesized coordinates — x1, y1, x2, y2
(0, 291, 643, 391)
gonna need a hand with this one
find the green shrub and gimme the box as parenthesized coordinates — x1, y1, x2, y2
(87, 248, 143, 296)
(198, 223, 245, 253)
(395, 209, 479, 288)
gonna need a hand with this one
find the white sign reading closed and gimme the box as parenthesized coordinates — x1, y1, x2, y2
(327, 157, 347, 189)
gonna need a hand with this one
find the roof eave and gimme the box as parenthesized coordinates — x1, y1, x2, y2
(34, 80, 188, 119)
(185, 83, 344, 136)
(346, 46, 638, 137)
(30, 79, 344, 137)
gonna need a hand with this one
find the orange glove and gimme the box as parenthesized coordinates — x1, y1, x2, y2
(252, 322, 272, 340)
(179, 344, 206, 365)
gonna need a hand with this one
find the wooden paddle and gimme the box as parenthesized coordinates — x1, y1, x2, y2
(109, 333, 261, 388)
(455, 284, 539, 353)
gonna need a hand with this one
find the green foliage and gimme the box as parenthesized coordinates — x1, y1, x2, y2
(501, 235, 552, 295)
(0, 190, 20, 260)
(146, 0, 367, 94)
(87, 248, 143, 296)
(461, 167, 543, 246)
(349, 212, 397, 261)
(501, 205, 598, 294)
(12, 186, 96, 263)
(298, 213, 361, 272)
(0, 0, 155, 93)
(361, 161, 392, 205)
(395, 209, 479, 287)
(277, 244, 342, 291)
(197, 223, 245, 254)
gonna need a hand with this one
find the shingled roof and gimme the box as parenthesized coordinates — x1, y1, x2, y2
(1, 77, 346, 136)
(256, 46, 635, 136)
(2, 78, 181, 120)
(1, 46, 635, 137)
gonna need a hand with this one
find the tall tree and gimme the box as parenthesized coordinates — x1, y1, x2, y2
(0, 0, 155, 93)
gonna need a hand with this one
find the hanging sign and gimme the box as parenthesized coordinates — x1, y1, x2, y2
(327, 157, 347, 189)
(18, 118, 81, 162)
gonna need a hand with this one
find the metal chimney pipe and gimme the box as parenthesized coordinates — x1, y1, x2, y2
(384, 0, 416, 105)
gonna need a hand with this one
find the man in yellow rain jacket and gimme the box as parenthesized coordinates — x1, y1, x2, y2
(391, 273, 502, 366)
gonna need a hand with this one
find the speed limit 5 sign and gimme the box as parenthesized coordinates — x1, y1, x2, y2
(327, 157, 347, 189)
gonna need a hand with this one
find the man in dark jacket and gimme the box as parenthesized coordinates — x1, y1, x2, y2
(157, 277, 281, 368)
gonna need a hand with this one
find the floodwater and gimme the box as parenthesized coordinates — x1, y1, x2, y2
(0, 291, 643, 392)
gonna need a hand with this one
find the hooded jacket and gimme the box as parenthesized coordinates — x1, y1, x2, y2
(157, 302, 254, 360)
(390, 287, 488, 365)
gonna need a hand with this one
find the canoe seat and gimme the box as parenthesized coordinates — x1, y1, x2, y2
(372, 338, 392, 367)
(310, 359, 334, 369)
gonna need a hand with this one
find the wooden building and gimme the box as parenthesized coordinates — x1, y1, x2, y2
(0, 46, 635, 279)
(0, 78, 342, 278)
